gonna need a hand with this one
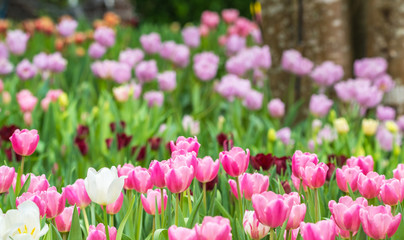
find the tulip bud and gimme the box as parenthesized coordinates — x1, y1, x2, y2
(334, 118, 349, 134)
(218, 115, 225, 131)
(362, 119, 378, 136)
(267, 128, 277, 142)
(328, 109, 337, 123)
(58, 92, 68, 109)
(385, 120, 398, 134)
(2, 91, 11, 104)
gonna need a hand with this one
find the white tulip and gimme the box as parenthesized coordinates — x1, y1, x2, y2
(3, 200, 48, 240)
(85, 166, 125, 205)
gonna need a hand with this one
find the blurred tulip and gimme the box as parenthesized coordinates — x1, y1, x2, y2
(87, 223, 117, 240)
(55, 206, 80, 232)
(393, 164, 404, 179)
(141, 188, 167, 215)
(9, 129, 39, 156)
(228, 173, 269, 200)
(168, 225, 197, 240)
(195, 156, 220, 183)
(0, 166, 15, 193)
(291, 150, 318, 179)
(195, 216, 232, 240)
(359, 205, 401, 239)
(284, 192, 306, 230)
(243, 210, 270, 240)
(346, 155, 374, 175)
(357, 171, 385, 199)
(380, 178, 402, 206)
(300, 219, 337, 240)
(328, 196, 367, 233)
(336, 165, 361, 193)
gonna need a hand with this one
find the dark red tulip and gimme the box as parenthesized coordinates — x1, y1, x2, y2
(148, 137, 162, 151)
(76, 125, 89, 139)
(326, 163, 336, 181)
(282, 180, 291, 194)
(5, 147, 22, 162)
(132, 145, 146, 161)
(216, 133, 228, 147)
(110, 121, 126, 132)
(0, 124, 19, 141)
(274, 156, 290, 175)
(250, 153, 274, 171)
(198, 175, 219, 191)
(328, 154, 348, 167)
(74, 137, 88, 155)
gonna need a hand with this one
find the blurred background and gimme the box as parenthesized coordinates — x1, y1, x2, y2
(3, 0, 404, 113)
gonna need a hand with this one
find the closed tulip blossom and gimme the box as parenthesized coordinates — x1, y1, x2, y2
(380, 179, 403, 206)
(195, 156, 220, 184)
(22, 173, 50, 193)
(9, 129, 39, 156)
(141, 188, 168, 215)
(144, 91, 164, 107)
(16, 90, 38, 113)
(346, 155, 374, 175)
(136, 60, 158, 83)
(336, 165, 361, 193)
(193, 52, 219, 81)
(140, 32, 161, 54)
(16, 192, 47, 217)
(220, 147, 250, 177)
(168, 225, 197, 240)
(359, 205, 401, 239)
(0, 166, 15, 193)
(63, 179, 92, 209)
(354, 57, 387, 80)
(301, 162, 329, 189)
(88, 223, 117, 240)
(310, 61, 344, 87)
(201, 11, 220, 29)
(6, 29, 29, 55)
(252, 191, 293, 228)
(55, 206, 80, 233)
(170, 44, 190, 68)
(376, 105, 396, 121)
(300, 219, 337, 240)
(284, 192, 307, 230)
(276, 127, 292, 146)
(309, 94, 333, 118)
(16, 59, 37, 80)
(243, 89, 263, 110)
(57, 19, 78, 37)
(243, 210, 270, 240)
(328, 196, 368, 234)
(47, 52, 67, 73)
(393, 164, 404, 179)
(39, 187, 66, 219)
(94, 26, 115, 47)
(165, 165, 194, 193)
(195, 216, 232, 240)
(149, 160, 171, 188)
(0, 58, 13, 75)
(182, 26, 200, 48)
(228, 173, 269, 200)
(291, 150, 319, 179)
(357, 171, 385, 199)
(222, 9, 239, 24)
(119, 48, 144, 67)
(268, 98, 285, 118)
(281, 49, 313, 76)
(158, 71, 177, 91)
(84, 166, 125, 206)
(170, 136, 200, 155)
(106, 192, 123, 214)
(126, 167, 153, 193)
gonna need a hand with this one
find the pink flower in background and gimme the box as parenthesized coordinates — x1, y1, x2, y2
(193, 52, 219, 81)
(380, 178, 403, 206)
(0, 42, 9, 59)
(226, 34, 246, 55)
(228, 173, 269, 200)
(16, 192, 47, 217)
(144, 91, 164, 107)
(376, 105, 396, 121)
(39, 187, 66, 218)
(328, 196, 367, 233)
(57, 19, 78, 37)
(309, 94, 333, 117)
(171, 44, 190, 68)
(88, 223, 117, 240)
(215, 74, 251, 101)
(63, 179, 92, 209)
(374, 74, 395, 92)
(393, 164, 404, 179)
(170, 136, 200, 155)
(106, 192, 123, 214)
(346, 156, 374, 175)
(17, 89, 38, 113)
(168, 226, 197, 240)
(119, 48, 144, 67)
(88, 42, 106, 59)
(234, 17, 253, 37)
(281, 49, 313, 76)
(141, 188, 167, 215)
(160, 41, 177, 60)
(94, 26, 115, 47)
(113, 85, 131, 102)
(354, 57, 387, 80)
(16, 59, 37, 80)
(336, 165, 361, 193)
(359, 205, 401, 239)
(182, 26, 200, 48)
(135, 60, 158, 83)
(182, 115, 200, 135)
(222, 9, 239, 24)
(357, 171, 385, 199)
(195, 156, 220, 183)
(268, 98, 285, 118)
(195, 216, 232, 240)
(300, 219, 337, 240)
(47, 52, 67, 73)
(250, 28, 263, 44)
(310, 61, 344, 87)
(283, 193, 306, 230)
(0, 166, 15, 193)
(55, 206, 79, 233)
(126, 167, 153, 193)
(243, 210, 270, 240)
(17, 173, 50, 193)
(277, 127, 292, 146)
(220, 147, 250, 177)
(111, 62, 131, 84)
(376, 126, 395, 151)
(33, 52, 49, 71)
(301, 162, 329, 189)
(10, 129, 39, 156)
(6, 29, 29, 55)
(243, 90, 263, 110)
(201, 11, 220, 29)
(292, 150, 319, 179)
(140, 32, 161, 54)
(0, 58, 13, 75)
(199, 24, 209, 37)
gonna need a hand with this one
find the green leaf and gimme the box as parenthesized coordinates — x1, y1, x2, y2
(186, 193, 203, 228)
(51, 223, 63, 240)
(153, 229, 168, 240)
(117, 195, 136, 240)
(214, 199, 232, 220)
(68, 205, 83, 240)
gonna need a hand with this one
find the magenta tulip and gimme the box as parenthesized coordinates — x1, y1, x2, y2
(117, 163, 136, 190)
(195, 216, 232, 240)
(336, 166, 361, 193)
(346, 156, 374, 175)
(63, 179, 92, 209)
(357, 171, 385, 199)
(0, 166, 15, 193)
(252, 191, 293, 228)
(195, 156, 220, 183)
(220, 147, 250, 177)
(88, 223, 117, 240)
(40, 187, 65, 219)
(16, 192, 46, 217)
(328, 196, 368, 233)
(300, 219, 337, 240)
(165, 165, 194, 193)
(360, 205, 401, 239)
(228, 173, 269, 200)
(126, 167, 153, 193)
(291, 150, 319, 179)
(106, 192, 123, 214)
(380, 179, 403, 206)
(170, 136, 200, 155)
(393, 163, 404, 179)
(141, 189, 167, 215)
(149, 160, 171, 188)
(243, 210, 270, 240)
(301, 162, 328, 189)
(168, 225, 197, 240)
(9, 129, 39, 156)
(55, 206, 80, 233)
(284, 192, 306, 230)
(14, 173, 50, 193)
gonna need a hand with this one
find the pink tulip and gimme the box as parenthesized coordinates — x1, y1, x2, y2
(346, 156, 374, 175)
(0, 58, 13, 75)
(57, 19, 78, 37)
(106, 192, 123, 214)
(140, 32, 161, 54)
(0, 166, 15, 193)
(158, 71, 177, 92)
(170, 151, 197, 169)
(141, 188, 167, 215)
(195, 216, 232, 240)
(144, 91, 164, 107)
(267, 98, 285, 118)
(301, 162, 329, 189)
(168, 225, 197, 240)
(16, 59, 37, 81)
(219, 147, 250, 177)
(16, 90, 38, 113)
(119, 48, 144, 67)
(117, 163, 136, 190)
(170, 136, 200, 155)
(380, 179, 402, 206)
(94, 27, 115, 47)
(126, 167, 153, 193)
(165, 165, 194, 193)
(47, 52, 67, 73)
(291, 174, 308, 192)
(222, 9, 239, 24)
(243, 210, 270, 240)
(328, 196, 368, 233)
(193, 52, 219, 81)
(291, 150, 319, 179)
(228, 173, 269, 200)
(243, 89, 263, 111)
(252, 191, 293, 228)
(9, 129, 39, 156)
(55, 206, 80, 232)
(359, 205, 401, 239)
(149, 160, 171, 188)
(182, 26, 200, 48)
(357, 172, 385, 199)
(24, 173, 50, 193)
(40, 187, 65, 218)
(201, 11, 220, 29)
(336, 166, 361, 193)
(393, 163, 404, 179)
(63, 179, 92, 209)
(309, 94, 333, 118)
(284, 192, 306, 230)
(88, 223, 117, 240)
(6, 30, 29, 55)
(281, 49, 313, 76)
(300, 219, 337, 240)
(195, 156, 220, 183)
(16, 192, 46, 217)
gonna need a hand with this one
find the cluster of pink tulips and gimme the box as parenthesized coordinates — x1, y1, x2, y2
(1, 128, 403, 240)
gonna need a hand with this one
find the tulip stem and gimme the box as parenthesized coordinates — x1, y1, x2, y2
(175, 193, 179, 225)
(349, 232, 353, 240)
(109, 214, 114, 226)
(286, 230, 290, 240)
(187, 189, 192, 214)
(82, 207, 90, 233)
(103, 205, 110, 240)
(270, 228, 276, 240)
(21, 156, 25, 177)
(62, 233, 67, 240)
(152, 215, 155, 239)
(160, 188, 165, 228)
(203, 182, 207, 210)
(236, 176, 243, 222)
(314, 188, 319, 222)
